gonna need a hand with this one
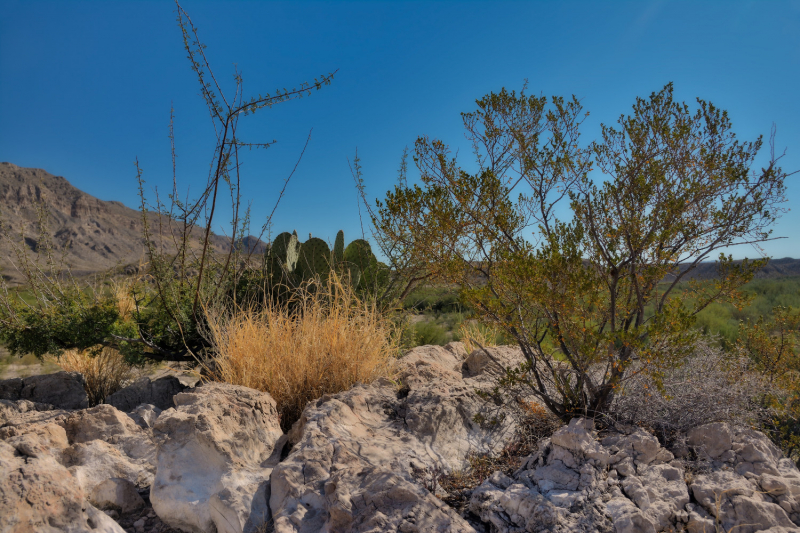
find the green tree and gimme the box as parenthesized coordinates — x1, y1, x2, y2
(376, 83, 791, 420)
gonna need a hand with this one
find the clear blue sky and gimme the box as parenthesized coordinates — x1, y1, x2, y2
(2, 0, 799, 259)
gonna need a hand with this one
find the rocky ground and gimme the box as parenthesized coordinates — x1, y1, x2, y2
(1, 343, 799, 533)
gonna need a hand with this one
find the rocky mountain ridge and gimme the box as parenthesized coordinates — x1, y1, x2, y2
(0, 162, 231, 285)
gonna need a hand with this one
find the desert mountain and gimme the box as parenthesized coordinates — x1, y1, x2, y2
(0, 162, 233, 285)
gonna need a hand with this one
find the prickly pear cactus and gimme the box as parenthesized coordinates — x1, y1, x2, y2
(339, 261, 362, 287)
(343, 239, 374, 271)
(297, 237, 331, 281)
(263, 230, 389, 297)
(332, 230, 345, 266)
(268, 231, 300, 273)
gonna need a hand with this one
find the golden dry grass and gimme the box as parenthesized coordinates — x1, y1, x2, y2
(55, 346, 136, 406)
(113, 279, 137, 320)
(204, 275, 397, 430)
(459, 321, 501, 353)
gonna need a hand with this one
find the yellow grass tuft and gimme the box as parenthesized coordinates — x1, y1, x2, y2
(460, 321, 501, 353)
(113, 279, 137, 321)
(55, 346, 136, 406)
(204, 274, 397, 431)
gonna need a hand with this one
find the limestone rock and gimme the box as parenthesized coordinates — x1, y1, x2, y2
(0, 440, 124, 532)
(270, 344, 527, 533)
(150, 382, 284, 533)
(469, 418, 800, 533)
(105, 375, 187, 412)
(61, 404, 157, 492)
(462, 344, 526, 380)
(129, 403, 162, 429)
(90, 477, 145, 514)
(687, 422, 733, 459)
(0, 371, 88, 409)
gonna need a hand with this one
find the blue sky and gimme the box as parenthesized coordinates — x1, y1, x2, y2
(1, 0, 799, 259)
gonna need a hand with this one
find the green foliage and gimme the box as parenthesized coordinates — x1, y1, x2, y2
(403, 286, 465, 313)
(737, 306, 800, 465)
(672, 277, 800, 347)
(410, 320, 450, 346)
(376, 82, 791, 420)
(1, 291, 118, 358)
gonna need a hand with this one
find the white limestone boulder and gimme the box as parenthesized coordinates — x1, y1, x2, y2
(150, 382, 284, 533)
(269, 344, 528, 533)
(0, 439, 124, 532)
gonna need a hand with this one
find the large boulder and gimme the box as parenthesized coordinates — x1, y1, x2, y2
(105, 375, 187, 412)
(89, 477, 145, 514)
(468, 418, 800, 533)
(0, 371, 88, 409)
(61, 404, 158, 492)
(0, 439, 124, 532)
(150, 382, 284, 533)
(269, 343, 527, 533)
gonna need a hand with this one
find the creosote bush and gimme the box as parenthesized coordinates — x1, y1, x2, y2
(55, 346, 137, 407)
(204, 274, 397, 431)
(376, 82, 792, 420)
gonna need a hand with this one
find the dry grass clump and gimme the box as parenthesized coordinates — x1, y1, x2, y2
(204, 275, 398, 431)
(55, 346, 136, 406)
(459, 321, 501, 353)
(113, 279, 137, 320)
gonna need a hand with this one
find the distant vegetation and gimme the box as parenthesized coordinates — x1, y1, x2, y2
(403, 276, 800, 349)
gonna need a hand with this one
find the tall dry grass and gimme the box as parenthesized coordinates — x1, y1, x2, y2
(460, 321, 501, 353)
(55, 346, 136, 406)
(204, 275, 397, 430)
(113, 279, 137, 321)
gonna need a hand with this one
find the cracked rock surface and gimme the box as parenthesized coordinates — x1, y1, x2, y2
(469, 418, 800, 533)
(3, 344, 800, 533)
(269, 342, 526, 532)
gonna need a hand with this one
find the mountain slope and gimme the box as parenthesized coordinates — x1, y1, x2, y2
(0, 162, 229, 285)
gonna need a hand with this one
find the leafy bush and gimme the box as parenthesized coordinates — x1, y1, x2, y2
(409, 320, 450, 346)
(403, 286, 465, 313)
(203, 275, 397, 431)
(737, 306, 800, 465)
(376, 83, 790, 420)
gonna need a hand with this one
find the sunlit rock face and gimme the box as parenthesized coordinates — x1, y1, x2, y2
(2, 343, 800, 533)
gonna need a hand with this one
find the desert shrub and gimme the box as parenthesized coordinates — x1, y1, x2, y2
(375, 83, 790, 420)
(410, 320, 450, 346)
(512, 400, 564, 454)
(55, 346, 137, 407)
(607, 339, 770, 447)
(737, 306, 800, 465)
(203, 275, 397, 431)
(403, 286, 465, 313)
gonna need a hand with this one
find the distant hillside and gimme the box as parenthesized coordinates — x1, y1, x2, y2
(667, 257, 800, 282)
(0, 162, 233, 285)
